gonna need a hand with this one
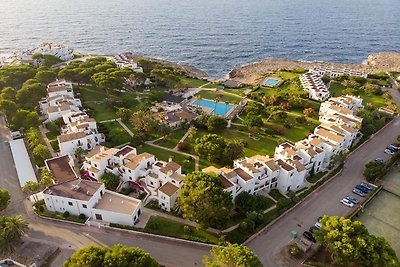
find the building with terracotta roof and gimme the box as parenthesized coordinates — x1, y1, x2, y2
(43, 178, 142, 226)
(45, 155, 78, 183)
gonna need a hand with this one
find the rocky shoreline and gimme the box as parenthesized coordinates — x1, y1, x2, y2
(229, 52, 400, 85)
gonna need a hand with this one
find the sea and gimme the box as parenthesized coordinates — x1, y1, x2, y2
(0, 0, 399, 77)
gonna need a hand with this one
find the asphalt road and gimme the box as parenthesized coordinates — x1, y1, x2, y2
(247, 117, 400, 267)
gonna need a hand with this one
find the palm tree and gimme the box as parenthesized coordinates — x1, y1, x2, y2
(0, 215, 29, 253)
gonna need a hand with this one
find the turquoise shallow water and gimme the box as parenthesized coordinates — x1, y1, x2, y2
(0, 0, 399, 77)
(192, 99, 234, 116)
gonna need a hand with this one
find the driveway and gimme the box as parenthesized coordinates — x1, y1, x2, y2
(247, 117, 400, 266)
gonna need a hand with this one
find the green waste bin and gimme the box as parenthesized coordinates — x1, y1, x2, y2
(290, 230, 297, 238)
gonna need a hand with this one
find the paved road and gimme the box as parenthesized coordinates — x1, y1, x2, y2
(247, 117, 400, 266)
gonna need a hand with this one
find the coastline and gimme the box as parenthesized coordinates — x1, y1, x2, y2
(228, 52, 400, 84)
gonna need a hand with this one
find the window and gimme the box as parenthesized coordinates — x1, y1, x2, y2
(95, 214, 103, 220)
(82, 204, 87, 208)
(290, 173, 294, 177)
(100, 191, 103, 196)
(68, 201, 73, 206)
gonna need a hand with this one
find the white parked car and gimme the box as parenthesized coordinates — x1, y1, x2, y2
(341, 198, 354, 207)
(384, 149, 395, 155)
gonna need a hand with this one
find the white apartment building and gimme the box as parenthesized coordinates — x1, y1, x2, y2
(43, 178, 142, 226)
(113, 54, 143, 73)
(300, 72, 330, 101)
(311, 66, 367, 79)
(275, 142, 326, 176)
(40, 80, 82, 122)
(18, 43, 74, 61)
(82, 145, 184, 212)
(58, 131, 105, 156)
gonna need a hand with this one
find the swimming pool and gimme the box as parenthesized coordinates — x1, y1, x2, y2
(191, 99, 234, 116)
(262, 77, 281, 87)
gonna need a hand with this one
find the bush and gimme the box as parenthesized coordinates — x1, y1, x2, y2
(38, 205, 44, 212)
(177, 141, 189, 151)
(63, 211, 70, 218)
(239, 219, 255, 233)
(289, 244, 301, 258)
(183, 225, 192, 234)
(273, 125, 286, 135)
(78, 214, 86, 220)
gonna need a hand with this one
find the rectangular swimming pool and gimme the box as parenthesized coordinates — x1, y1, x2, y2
(262, 77, 281, 87)
(191, 99, 234, 116)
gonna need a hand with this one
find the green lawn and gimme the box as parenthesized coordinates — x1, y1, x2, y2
(154, 128, 187, 149)
(202, 82, 223, 89)
(46, 130, 59, 141)
(137, 143, 195, 174)
(177, 76, 208, 88)
(100, 121, 133, 147)
(197, 90, 243, 104)
(330, 81, 386, 108)
(75, 85, 118, 121)
(268, 189, 287, 202)
(144, 216, 220, 244)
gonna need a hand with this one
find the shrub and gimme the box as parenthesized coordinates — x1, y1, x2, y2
(63, 211, 70, 218)
(38, 205, 44, 212)
(289, 244, 301, 258)
(273, 125, 286, 135)
(177, 141, 189, 151)
(78, 214, 86, 220)
(183, 225, 192, 234)
(239, 219, 255, 233)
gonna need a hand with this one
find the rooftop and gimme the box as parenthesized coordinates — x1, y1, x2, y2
(57, 131, 86, 143)
(43, 178, 102, 201)
(158, 182, 180, 197)
(45, 155, 77, 183)
(94, 191, 140, 215)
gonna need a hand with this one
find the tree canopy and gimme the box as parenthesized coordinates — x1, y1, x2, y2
(206, 116, 227, 132)
(0, 215, 29, 253)
(63, 244, 160, 267)
(364, 161, 386, 182)
(100, 173, 120, 191)
(314, 216, 399, 267)
(0, 189, 11, 212)
(179, 171, 233, 228)
(194, 134, 243, 164)
(203, 244, 262, 267)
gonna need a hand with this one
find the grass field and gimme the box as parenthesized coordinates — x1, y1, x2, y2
(197, 90, 243, 104)
(144, 216, 220, 244)
(75, 85, 118, 121)
(154, 128, 187, 149)
(177, 76, 208, 88)
(137, 143, 195, 174)
(329, 81, 386, 108)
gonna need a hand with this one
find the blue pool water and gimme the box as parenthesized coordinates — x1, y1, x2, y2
(192, 99, 234, 116)
(263, 78, 281, 87)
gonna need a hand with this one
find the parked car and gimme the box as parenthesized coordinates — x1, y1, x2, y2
(353, 188, 367, 197)
(303, 231, 316, 243)
(317, 216, 323, 222)
(315, 222, 322, 229)
(374, 158, 385, 164)
(385, 149, 395, 155)
(309, 226, 318, 233)
(390, 143, 400, 150)
(341, 198, 354, 207)
(345, 196, 359, 204)
(355, 184, 369, 194)
(360, 182, 373, 191)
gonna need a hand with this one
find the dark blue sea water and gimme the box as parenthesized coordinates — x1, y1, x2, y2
(0, 0, 399, 77)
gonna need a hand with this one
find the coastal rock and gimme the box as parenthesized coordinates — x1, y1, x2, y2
(229, 52, 400, 85)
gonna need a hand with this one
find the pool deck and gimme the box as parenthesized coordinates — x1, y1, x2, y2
(261, 77, 282, 87)
(189, 98, 236, 118)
